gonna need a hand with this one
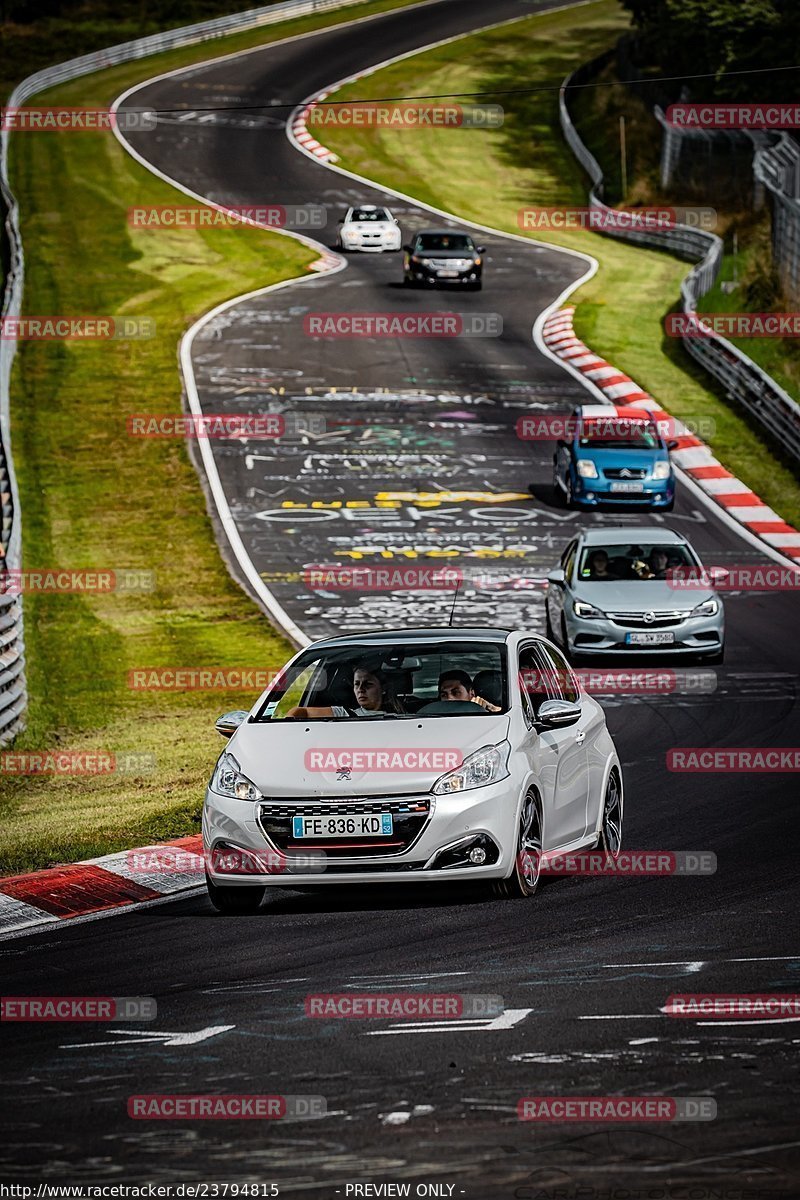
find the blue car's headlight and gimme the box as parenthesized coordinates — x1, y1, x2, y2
(211, 752, 262, 801)
(432, 743, 510, 795)
(576, 459, 598, 479)
(652, 461, 672, 480)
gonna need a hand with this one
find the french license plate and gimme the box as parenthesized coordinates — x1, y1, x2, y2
(626, 631, 675, 645)
(292, 813, 393, 839)
(436, 269, 459, 278)
(610, 481, 644, 493)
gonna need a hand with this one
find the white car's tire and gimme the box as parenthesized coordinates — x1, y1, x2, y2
(206, 871, 266, 914)
(492, 789, 542, 899)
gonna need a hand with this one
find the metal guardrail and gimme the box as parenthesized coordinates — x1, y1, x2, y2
(0, 0, 378, 744)
(559, 59, 800, 466)
(754, 133, 800, 309)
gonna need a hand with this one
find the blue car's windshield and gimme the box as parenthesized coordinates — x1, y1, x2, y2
(578, 419, 660, 450)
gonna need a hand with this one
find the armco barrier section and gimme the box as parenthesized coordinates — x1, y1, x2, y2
(0, 0, 378, 745)
(754, 133, 800, 309)
(559, 58, 800, 466)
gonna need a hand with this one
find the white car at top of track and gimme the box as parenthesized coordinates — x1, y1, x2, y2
(336, 204, 402, 252)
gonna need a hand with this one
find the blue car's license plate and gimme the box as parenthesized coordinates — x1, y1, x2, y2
(292, 813, 393, 839)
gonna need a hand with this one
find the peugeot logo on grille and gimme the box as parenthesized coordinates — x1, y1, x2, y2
(643, 611, 656, 624)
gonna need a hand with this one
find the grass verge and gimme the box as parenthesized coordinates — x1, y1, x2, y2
(316, 0, 800, 525)
(0, 0, 420, 875)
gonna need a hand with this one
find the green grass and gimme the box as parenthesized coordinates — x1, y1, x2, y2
(0, 0, 421, 875)
(317, 0, 800, 524)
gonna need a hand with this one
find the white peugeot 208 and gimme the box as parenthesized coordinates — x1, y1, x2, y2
(203, 627, 623, 913)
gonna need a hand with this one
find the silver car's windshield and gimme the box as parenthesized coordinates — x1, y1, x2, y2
(254, 639, 508, 720)
(578, 542, 697, 582)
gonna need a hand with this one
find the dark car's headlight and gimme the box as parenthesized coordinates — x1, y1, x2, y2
(432, 743, 510, 795)
(211, 752, 262, 801)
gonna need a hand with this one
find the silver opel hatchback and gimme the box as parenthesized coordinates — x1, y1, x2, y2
(546, 528, 725, 662)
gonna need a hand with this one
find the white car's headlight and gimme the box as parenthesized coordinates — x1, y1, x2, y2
(432, 742, 510, 795)
(652, 461, 672, 480)
(574, 599, 605, 619)
(691, 598, 719, 617)
(576, 459, 598, 478)
(211, 752, 262, 801)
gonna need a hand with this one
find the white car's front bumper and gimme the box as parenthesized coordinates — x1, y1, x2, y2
(203, 778, 520, 886)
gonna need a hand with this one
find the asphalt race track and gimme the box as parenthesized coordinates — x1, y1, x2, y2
(2, 0, 799, 1194)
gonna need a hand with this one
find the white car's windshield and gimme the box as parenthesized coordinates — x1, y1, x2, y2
(350, 208, 390, 222)
(255, 639, 508, 720)
(578, 543, 696, 581)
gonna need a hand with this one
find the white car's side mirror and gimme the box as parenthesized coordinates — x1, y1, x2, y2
(536, 699, 581, 729)
(547, 567, 565, 585)
(215, 710, 248, 738)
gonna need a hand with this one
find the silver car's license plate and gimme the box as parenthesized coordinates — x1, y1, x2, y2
(610, 481, 644, 493)
(626, 631, 675, 645)
(292, 813, 393, 838)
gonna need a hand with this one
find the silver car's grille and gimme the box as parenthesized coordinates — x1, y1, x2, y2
(607, 609, 692, 628)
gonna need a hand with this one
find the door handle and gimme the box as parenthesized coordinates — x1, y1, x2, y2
(575, 728, 586, 745)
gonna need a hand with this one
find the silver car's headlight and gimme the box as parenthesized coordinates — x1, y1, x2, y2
(432, 742, 510, 795)
(574, 599, 605, 619)
(691, 598, 719, 617)
(652, 461, 672, 480)
(211, 752, 262, 801)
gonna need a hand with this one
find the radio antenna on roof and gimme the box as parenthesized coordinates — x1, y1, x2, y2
(447, 571, 462, 628)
